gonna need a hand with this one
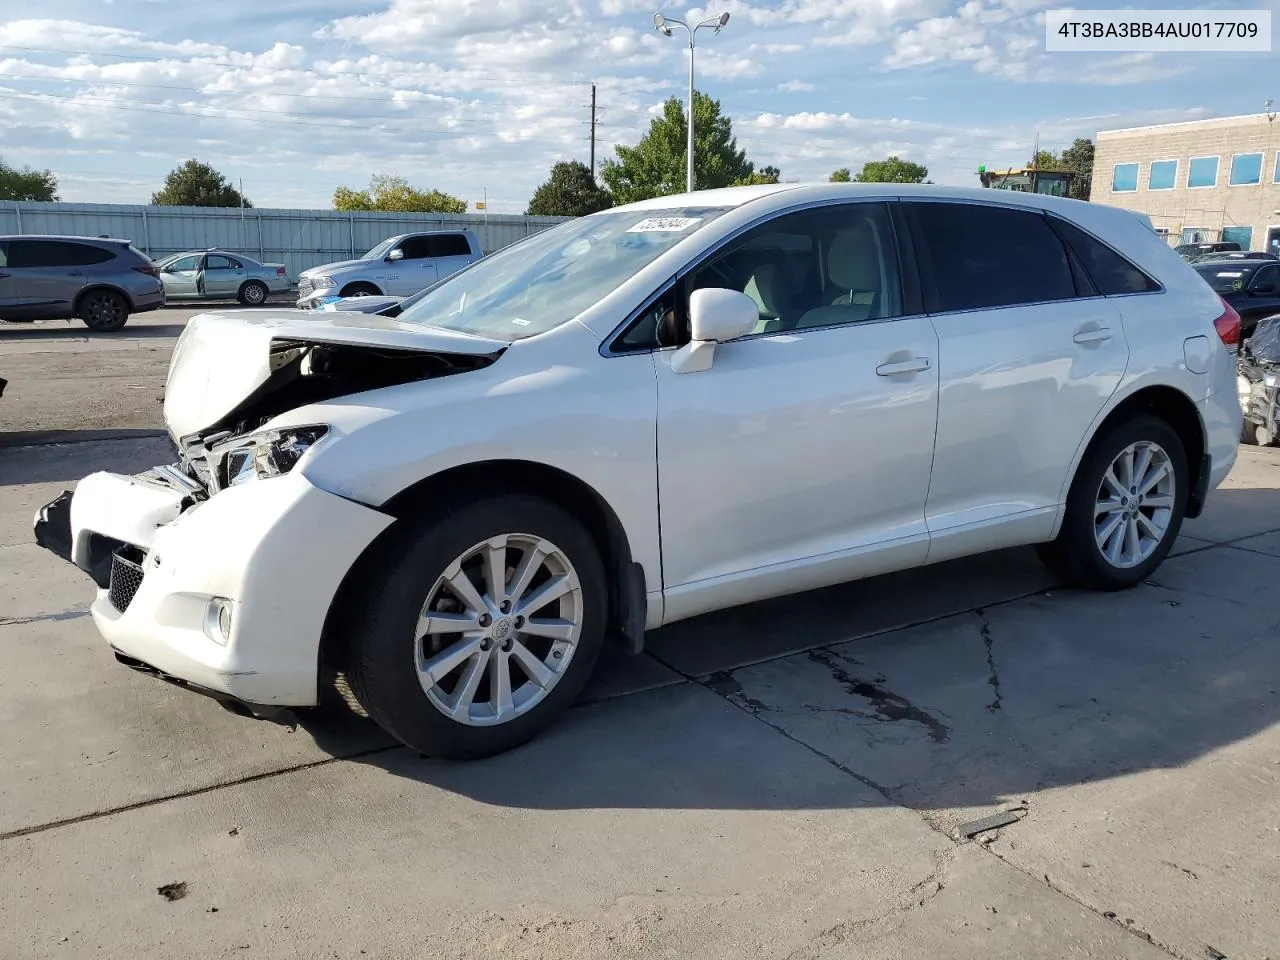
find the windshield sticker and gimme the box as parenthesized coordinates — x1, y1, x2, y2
(1217, 271, 1245, 277)
(627, 216, 703, 234)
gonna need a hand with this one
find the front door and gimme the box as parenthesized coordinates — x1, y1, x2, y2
(203, 254, 245, 298)
(902, 200, 1129, 560)
(161, 255, 201, 298)
(385, 236, 439, 296)
(654, 201, 940, 622)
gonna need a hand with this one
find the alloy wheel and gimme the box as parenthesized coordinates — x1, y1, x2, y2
(415, 533, 583, 726)
(84, 293, 125, 329)
(244, 284, 266, 304)
(1093, 440, 1176, 568)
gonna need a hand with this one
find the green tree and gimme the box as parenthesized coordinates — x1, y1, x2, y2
(151, 159, 250, 207)
(734, 164, 781, 186)
(332, 174, 466, 214)
(0, 156, 58, 201)
(1032, 149, 1060, 169)
(525, 161, 613, 217)
(829, 167, 852, 183)
(854, 157, 929, 184)
(600, 90, 755, 202)
(1059, 137, 1095, 201)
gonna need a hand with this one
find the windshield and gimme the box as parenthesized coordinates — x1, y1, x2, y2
(1195, 263, 1259, 293)
(395, 207, 730, 339)
(361, 238, 397, 260)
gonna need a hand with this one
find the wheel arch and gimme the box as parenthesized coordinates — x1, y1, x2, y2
(74, 283, 135, 313)
(1057, 383, 1208, 534)
(318, 458, 647, 698)
(338, 280, 383, 297)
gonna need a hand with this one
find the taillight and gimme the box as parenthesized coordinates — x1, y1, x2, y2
(276, 266, 287, 276)
(1214, 297, 1241, 348)
(133, 265, 159, 277)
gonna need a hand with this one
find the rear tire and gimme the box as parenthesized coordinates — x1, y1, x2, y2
(78, 290, 129, 332)
(238, 280, 269, 306)
(1036, 414, 1188, 591)
(347, 495, 607, 760)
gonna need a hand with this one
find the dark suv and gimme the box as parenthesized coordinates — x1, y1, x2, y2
(0, 235, 166, 332)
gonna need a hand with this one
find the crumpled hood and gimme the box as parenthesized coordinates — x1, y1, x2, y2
(163, 308, 508, 439)
(299, 258, 366, 277)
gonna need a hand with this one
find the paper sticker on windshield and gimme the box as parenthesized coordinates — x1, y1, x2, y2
(627, 217, 703, 234)
(1219, 271, 1245, 278)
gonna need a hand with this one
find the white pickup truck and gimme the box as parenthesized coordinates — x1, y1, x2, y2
(296, 229, 481, 308)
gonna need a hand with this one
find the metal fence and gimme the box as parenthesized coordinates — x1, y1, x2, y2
(0, 201, 569, 280)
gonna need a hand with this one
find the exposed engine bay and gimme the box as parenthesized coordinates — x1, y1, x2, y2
(172, 337, 501, 495)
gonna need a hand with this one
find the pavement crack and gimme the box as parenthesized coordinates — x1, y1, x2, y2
(704, 671, 771, 714)
(0, 606, 90, 627)
(975, 607, 1003, 714)
(808, 649, 951, 744)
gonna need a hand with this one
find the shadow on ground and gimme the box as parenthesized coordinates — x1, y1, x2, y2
(0, 322, 190, 341)
(278, 485, 1280, 816)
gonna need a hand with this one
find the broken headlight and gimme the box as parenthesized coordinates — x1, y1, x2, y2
(212, 426, 330, 490)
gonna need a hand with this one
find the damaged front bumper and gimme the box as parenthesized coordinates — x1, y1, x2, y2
(33, 466, 393, 709)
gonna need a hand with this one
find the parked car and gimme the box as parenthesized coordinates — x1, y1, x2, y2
(1191, 250, 1279, 264)
(155, 249, 290, 306)
(1192, 258, 1280, 339)
(1175, 241, 1241, 261)
(34, 183, 1241, 761)
(1236, 314, 1280, 445)
(296, 230, 481, 308)
(0, 235, 165, 332)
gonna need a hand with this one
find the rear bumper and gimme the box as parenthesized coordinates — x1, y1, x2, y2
(131, 289, 167, 314)
(34, 469, 393, 707)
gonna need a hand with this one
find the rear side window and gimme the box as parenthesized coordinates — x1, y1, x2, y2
(427, 234, 472, 257)
(906, 202, 1076, 313)
(1050, 218, 1160, 295)
(8, 240, 112, 268)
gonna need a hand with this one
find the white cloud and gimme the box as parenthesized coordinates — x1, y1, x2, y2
(777, 80, 816, 92)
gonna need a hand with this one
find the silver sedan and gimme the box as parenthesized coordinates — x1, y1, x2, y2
(156, 249, 292, 305)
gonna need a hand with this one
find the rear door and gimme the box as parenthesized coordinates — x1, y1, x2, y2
(385, 235, 438, 295)
(161, 255, 201, 298)
(4, 240, 88, 316)
(903, 200, 1129, 560)
(427, 233, 476, 282)
(203, 254, 245, 298)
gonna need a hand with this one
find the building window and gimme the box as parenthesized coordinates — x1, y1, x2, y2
(1148, 159, 1177, 190)
(1222, 226, 1254, 249)
(1229, 153, 1263, 186)
(1187, 156, 1219, 188)
(1111, 162, 1139, 192)
(1274, 153, 1280, 183)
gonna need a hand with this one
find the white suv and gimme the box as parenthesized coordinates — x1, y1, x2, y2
(35, 184, 1242, 760)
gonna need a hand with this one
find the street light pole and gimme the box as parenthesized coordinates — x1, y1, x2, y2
(654, 11, 731, 193)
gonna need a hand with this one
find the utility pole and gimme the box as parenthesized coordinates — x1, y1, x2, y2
(589, 83, 597, 179)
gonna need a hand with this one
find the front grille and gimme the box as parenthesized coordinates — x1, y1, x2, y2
(298, 278, 314, 299)
(108, 546, 147, 613)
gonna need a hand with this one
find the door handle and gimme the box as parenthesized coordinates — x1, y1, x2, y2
(876, 357, 931, 377)
(1073, 327, 1113, 345)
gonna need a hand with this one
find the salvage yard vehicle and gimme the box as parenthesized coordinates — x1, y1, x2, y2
(296, 229, 481, 309)
(1193, 258, 1280, 340)
(1237, 314, 1280, 445)
(34, 183, 1242, 760)
(155, 249, 292, 306)
(0, 234, 165, 332)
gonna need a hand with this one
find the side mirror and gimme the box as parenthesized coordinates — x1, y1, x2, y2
(671, 288, 760, 374)
(387, 248, 405, 262)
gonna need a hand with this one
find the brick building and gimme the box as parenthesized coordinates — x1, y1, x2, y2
(1090, 113, 1280, 256)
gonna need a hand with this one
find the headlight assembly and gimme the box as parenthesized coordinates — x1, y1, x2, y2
(208, 425, 330, 491)
(313, 276, 337, 289)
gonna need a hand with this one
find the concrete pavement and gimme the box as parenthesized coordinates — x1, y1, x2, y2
(1, 310, 1278, 959)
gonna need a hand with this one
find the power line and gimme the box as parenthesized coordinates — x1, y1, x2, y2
(0, 89, 581, 138)
(0, 69, 659, 117)
(0, 45, 590, 87)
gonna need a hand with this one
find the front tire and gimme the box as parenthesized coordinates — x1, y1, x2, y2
(347, 495, 607, 760)
(238, 280, 269, 306)
(339, 282, 379, 298)
(78, 290, 129, 332)
(1036, 414, 1188, 591)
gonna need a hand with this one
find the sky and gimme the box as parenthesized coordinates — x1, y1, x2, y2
(0, 0, 1276, 213)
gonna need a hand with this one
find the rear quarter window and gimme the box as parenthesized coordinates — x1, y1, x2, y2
(1049, 218, 1160, 295)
